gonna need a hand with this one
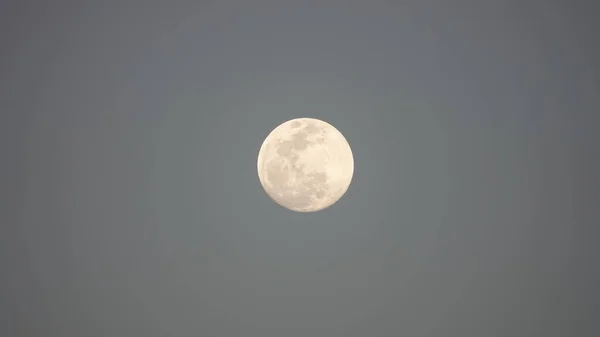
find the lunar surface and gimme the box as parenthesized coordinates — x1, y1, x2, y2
(257, 117, 354, 212)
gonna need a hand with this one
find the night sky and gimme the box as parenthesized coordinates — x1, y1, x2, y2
(2, 1, 599, 336)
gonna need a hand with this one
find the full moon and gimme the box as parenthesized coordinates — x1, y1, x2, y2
(257, 117, 354, 212)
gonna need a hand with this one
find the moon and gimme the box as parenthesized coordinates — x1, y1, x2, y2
(257, 117, 354, 212)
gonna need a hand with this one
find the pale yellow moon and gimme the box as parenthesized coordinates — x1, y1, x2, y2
(257, 117, 354, 212)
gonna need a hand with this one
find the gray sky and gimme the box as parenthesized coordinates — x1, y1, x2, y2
(2, 1, 599, 336)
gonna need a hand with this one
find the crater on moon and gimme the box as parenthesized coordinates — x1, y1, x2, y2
(257, 117, 354, 212)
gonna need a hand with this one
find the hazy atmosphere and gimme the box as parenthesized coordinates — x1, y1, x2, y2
(2, 1, 599, 336)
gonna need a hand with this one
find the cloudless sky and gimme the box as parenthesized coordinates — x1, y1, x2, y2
(2, 1, 599, 336)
